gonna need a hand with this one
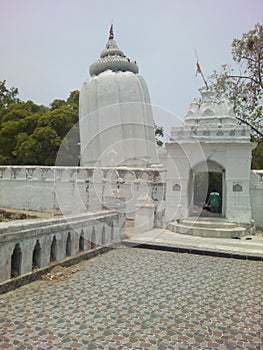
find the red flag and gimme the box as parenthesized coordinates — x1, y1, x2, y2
(196, 61, 201, 76)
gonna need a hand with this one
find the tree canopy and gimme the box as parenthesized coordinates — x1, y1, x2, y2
(0, 80, 19, 109)
(210, 23, 263, 136)
(209, 23, 263, 169)
(0, 80, 79, 165)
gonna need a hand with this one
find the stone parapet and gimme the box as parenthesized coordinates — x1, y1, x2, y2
(0, 211, 123, 284)
(0, 166, 166, 216)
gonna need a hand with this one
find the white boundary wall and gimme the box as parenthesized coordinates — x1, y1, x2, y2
(0, 166, 261, 227)
(250, 170, 263, 228)
(0, 166, 165, 220)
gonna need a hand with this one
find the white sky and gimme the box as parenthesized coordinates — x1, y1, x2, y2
(0, 0, 262, 135)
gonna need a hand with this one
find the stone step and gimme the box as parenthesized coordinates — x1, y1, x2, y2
(168, 222, 247, 239)
(180, 218, 237, 229)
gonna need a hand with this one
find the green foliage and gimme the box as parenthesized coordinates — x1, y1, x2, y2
(0, 80, 19, 109)
(154, 124, 164, 146)
(209, 23, 263, 169)
(209, 23, 263, 136)
(66, 90, 80, 111)
(251, 137, 263, 169)
(0, 82, 80, 165)
(14, 126, 61, 165)
(50, 99, 67, 110)
(38, 106, 78, 139)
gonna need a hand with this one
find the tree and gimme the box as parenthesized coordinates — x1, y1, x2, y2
(209, 23, 263, 170)
(50, 99, 67, 110)
(252, 136, 263, 169)
(209, 23, 263, 137)
(14, 126, 61, 165)
(37, 106, 78, 139)
(154, 124, 164, 146)
(0, 100, 47, 164)
(0, 86, 80, 165)
(0, 80, 20, 109)
(66, 90, 79, 111)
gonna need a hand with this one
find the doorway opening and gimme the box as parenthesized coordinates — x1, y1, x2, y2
(66, 232, 72, 256)
(79, 230, 84, 252)
(11, 243, 22, 278)
(50, 236, 58, 262)
(91, 227, 96, 249)
(193, 171, 223, 217)
(32, 240, 41, 270)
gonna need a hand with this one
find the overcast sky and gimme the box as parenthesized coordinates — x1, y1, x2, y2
(0, 0, 262, 134)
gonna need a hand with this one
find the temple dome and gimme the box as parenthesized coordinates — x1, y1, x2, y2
(79, 26, 158, 167)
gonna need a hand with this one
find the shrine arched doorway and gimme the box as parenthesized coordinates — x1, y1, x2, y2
(190, 160, 225, 217)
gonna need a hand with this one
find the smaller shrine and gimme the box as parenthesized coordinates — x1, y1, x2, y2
(165, 88, 256, 229)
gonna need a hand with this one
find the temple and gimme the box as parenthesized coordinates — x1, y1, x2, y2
(0, 26, 262, 285)
(165, 88, 257, 231)
(79, 25, 159, 167)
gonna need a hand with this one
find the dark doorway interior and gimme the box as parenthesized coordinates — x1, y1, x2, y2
(194, 171, 223, 215)
(79, 230, 84, 251)
(32, 240, 41, 270)
(91, 228, 96, 249)
(11, 243, 22, 278)
(50, 236, 57, 262)
(66, 232, 72, 256)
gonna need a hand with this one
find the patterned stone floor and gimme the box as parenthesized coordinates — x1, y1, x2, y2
(0, 247, 262, 349)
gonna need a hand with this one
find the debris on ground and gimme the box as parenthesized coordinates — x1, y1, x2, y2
(41, 264, 82, 281)
(0, 208, 28, 221)
(0, 208, 54, 222)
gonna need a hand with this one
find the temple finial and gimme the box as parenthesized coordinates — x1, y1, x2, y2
(109, 23, 114, 40)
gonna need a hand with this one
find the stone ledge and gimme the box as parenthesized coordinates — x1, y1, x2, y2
(122, 241, 263, 261)
(0, 210, 116, 235)
(0, 243, 120, 295)
(168, 222, 247, 238)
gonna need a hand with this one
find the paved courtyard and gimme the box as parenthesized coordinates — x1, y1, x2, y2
(0, 247, 262, 349)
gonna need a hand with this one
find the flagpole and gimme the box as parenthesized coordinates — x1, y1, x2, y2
(195, 49, 209, 90)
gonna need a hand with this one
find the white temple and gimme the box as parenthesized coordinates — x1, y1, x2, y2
(78, 27, 260, 230)
(0, 26, 262, 237)
(79, 25, 158, 167)
(1, 26, 263, 286)
(165, 88, 256, 227)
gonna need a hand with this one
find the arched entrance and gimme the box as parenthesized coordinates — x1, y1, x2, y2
(50, 236, 58, 262)
(32, 240, 41, 270)
(191, 160, 225, 217)
(91, 227, 96, 249)
(66, 232, 72, 256)
(79, 229, 84, 252)
(11, 243, 22, 278)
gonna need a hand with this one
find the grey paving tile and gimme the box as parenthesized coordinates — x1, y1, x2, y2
(0, 248, 262, 349)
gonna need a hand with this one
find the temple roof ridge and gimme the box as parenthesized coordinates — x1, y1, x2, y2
(170, 87, 250, 142)
(184, 87, 237, 121)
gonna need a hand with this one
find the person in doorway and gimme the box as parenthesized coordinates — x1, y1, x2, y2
(207, 190, 220, 213)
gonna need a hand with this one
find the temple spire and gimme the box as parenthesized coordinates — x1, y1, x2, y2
(109, 23, 114, 40)
(89, 24, 139, 76)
